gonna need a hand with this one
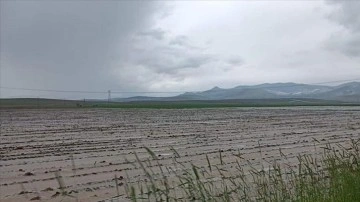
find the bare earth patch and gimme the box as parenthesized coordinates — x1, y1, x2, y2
(0, 107, 359, 201)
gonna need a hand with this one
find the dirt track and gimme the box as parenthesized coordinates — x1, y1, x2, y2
(1, 107, 359, 201)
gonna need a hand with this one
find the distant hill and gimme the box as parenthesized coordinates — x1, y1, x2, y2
(114, 82, 360, 103)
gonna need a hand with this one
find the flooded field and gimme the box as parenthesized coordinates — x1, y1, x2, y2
(1, 107, 359, 201)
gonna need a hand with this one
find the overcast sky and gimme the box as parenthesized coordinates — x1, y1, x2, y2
(1, 0, 360, 99)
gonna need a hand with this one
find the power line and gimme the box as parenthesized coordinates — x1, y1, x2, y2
(0, 86, 106, 94)
(1, 78, 360, 95)
(0, 86, 187, 94)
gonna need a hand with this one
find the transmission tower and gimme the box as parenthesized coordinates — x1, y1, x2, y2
(107, 90, 111, 103)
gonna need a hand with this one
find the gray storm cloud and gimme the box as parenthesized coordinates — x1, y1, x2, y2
(138, 29, 166, 40)
(0, 1, 235, 98)
(131, 33, 215, 75)
(0, 1, 162, 98)
(1, 1, 359, 99)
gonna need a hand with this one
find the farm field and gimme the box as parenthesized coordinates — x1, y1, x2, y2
(1, 107, 360, 202)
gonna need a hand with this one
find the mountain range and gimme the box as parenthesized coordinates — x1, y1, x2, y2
(114, 82, 360, 103)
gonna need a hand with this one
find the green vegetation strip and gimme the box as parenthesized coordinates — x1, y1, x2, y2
(1, 98, 359, 109)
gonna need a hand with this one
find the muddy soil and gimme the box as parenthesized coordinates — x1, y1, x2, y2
(1, 107, 359, 201)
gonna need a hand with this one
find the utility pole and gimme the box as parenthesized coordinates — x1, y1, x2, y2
(108, 90, 111, 103)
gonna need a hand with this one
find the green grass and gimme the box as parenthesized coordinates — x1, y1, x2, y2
(125, 139, 360, 202)
(1, 98, 359, 109)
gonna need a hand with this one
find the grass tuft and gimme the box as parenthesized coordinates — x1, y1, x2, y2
(126, 139, 360, 202)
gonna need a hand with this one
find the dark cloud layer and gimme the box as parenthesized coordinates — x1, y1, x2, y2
(129, 31, 216, 76)
(1, 1, 359, 99)
(138, 29, 166, 40)
(1, 1, 160, 97)
(226, 56, 244, 66)
(0, 1, 236, 98)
